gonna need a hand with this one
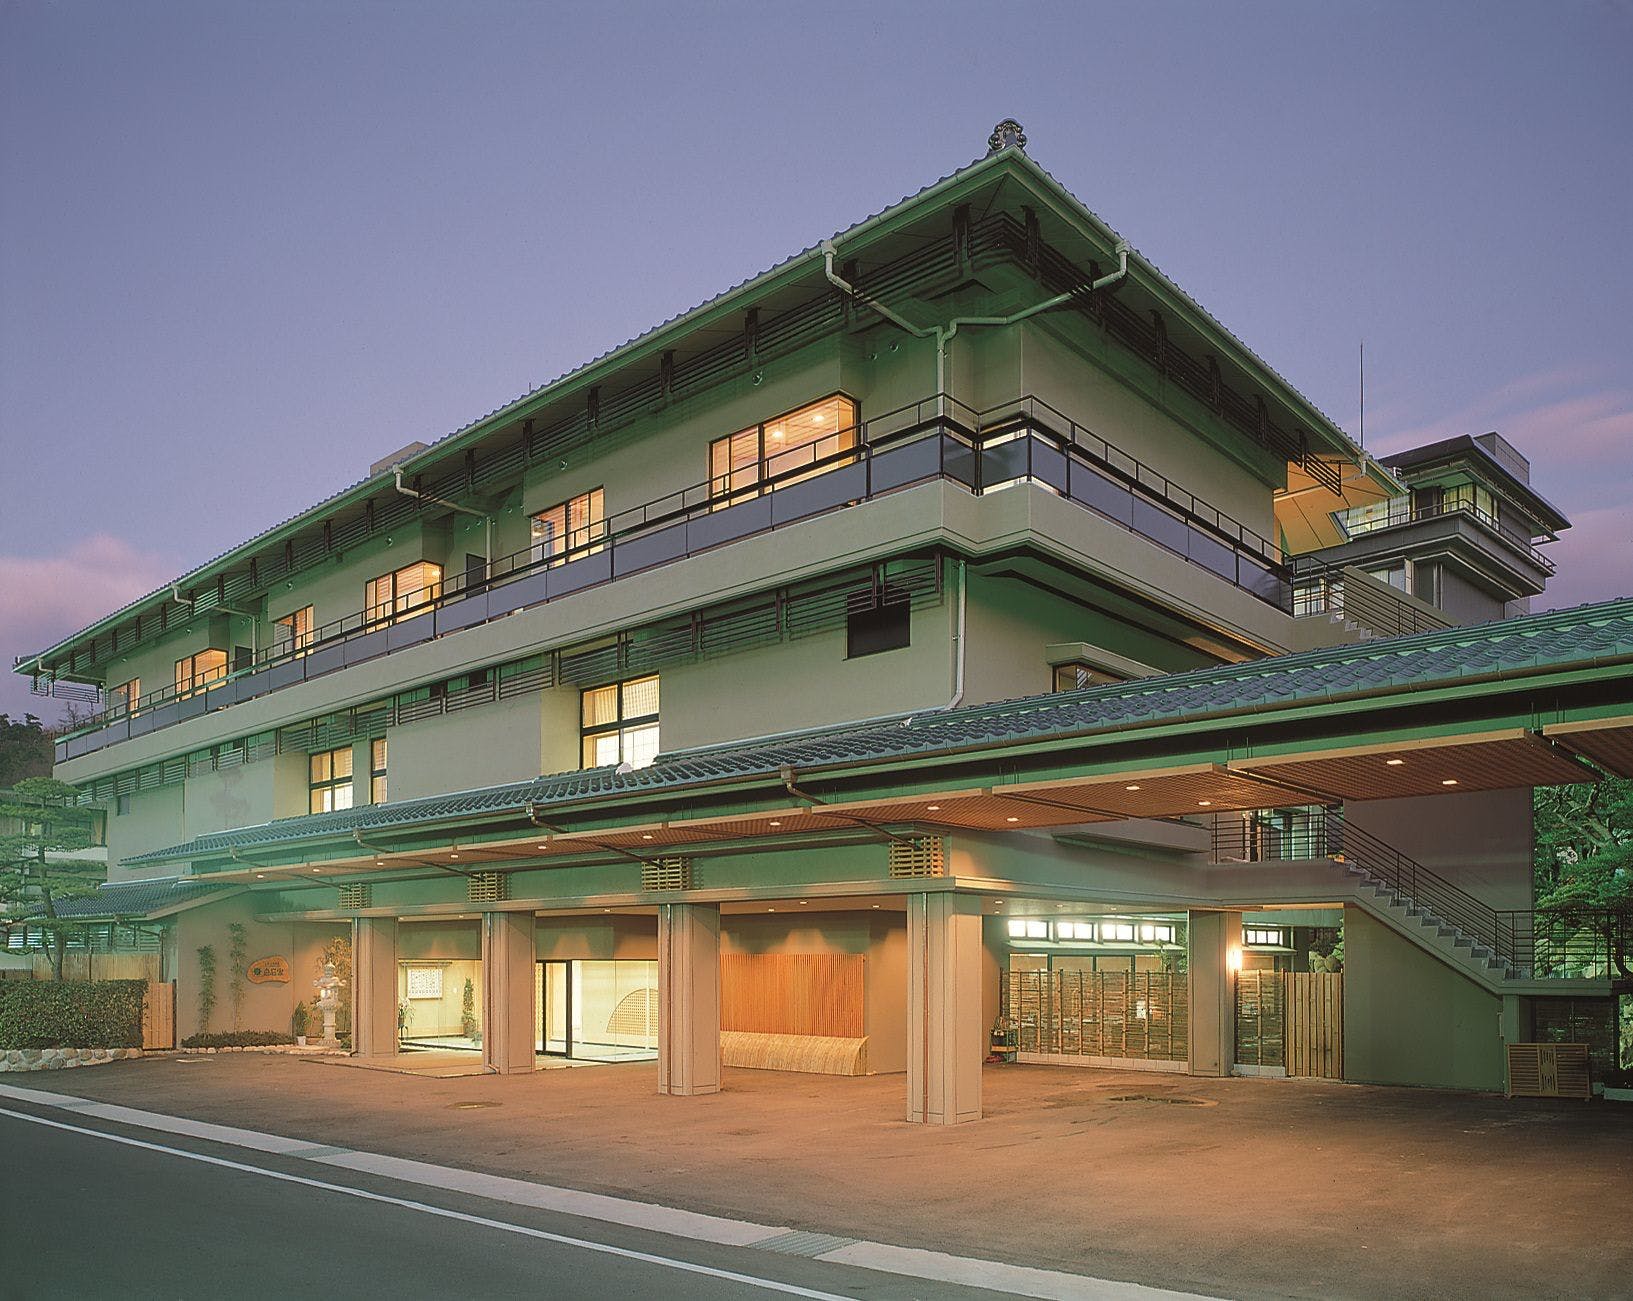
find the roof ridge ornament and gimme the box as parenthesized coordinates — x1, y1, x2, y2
(987, 118, 1027, 154)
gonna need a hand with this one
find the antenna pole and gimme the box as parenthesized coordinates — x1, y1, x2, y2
(1359, 340, 1365, 450)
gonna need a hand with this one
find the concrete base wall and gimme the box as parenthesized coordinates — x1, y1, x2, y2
(1343, 906, 1506, 1092)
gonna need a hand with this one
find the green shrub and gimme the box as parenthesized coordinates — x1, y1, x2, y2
(180, 1030, 294, 1048)
(0, 980, 145, 1049)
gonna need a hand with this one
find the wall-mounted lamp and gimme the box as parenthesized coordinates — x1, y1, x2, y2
(1227, 946, 1243, 972)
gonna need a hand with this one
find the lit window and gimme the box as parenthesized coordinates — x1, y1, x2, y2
(1007, 919, 1028, 939)
(708, 395, 858, 503)
(532, 488, 606, 565)
(1025, 919, 1048, 939)
(365, 562, 443, 625)
(174, 650, 228, 699)
(273, 605, 315, 656)
(1244, 927, 1284, 947)
(581, 675, 660, 770)
(370, 738, 388, 804)
(1101, 921, 1136, 943)
(1052, 663, 1123, 692)
(309, 747, 355, 814)
(110, 678, 140, 716)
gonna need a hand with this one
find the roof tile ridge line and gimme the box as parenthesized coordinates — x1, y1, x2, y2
(16, 150, 1012, 673)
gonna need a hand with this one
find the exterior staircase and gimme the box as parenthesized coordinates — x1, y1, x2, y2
(1212, 810, 1624, 995)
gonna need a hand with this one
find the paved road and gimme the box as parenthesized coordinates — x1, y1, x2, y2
(0, 1102, 1007, 1300)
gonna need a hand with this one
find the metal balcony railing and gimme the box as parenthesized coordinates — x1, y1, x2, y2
(1213, 808, 1631, 981)
(54, 391, 1294, 762)
(1339, 498, 1556, 573)
(1288, 561, 1457, 638)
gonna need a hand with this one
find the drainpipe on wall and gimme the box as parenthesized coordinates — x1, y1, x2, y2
(392, 466, 493, 568)
(821, 238, 1130, 405)
(172, 584, 259, 661)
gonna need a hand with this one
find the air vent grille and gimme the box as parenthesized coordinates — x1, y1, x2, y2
(337, 884, 372, 910)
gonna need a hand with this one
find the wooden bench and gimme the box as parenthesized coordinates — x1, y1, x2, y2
(720, 1031, 869, 1076)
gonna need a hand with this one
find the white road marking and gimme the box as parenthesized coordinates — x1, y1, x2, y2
(0, 1106, 848, 1300)
(0, 1082, 1210, 1299)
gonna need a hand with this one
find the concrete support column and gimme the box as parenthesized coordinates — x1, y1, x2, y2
(352, 917, 398, 1058)
(1188, 909, 1242, 1077)
(482, 911, 537, 1075)
(657, 902, 721, 1096)
(907, 892, 984, 1125)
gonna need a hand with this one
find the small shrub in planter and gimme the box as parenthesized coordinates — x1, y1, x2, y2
(291, 1001, 310, 1044)
(180, 1030, 295, 1049)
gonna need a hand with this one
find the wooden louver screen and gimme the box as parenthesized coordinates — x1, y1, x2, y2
(337, 883, 372, 910)
(1007, 969, 1188, 1063)
(1506, 1043, 1591, 1099)
(640, 857, 692, 891)
(888, 836, 945, 878)
(466, 872, 508, 903)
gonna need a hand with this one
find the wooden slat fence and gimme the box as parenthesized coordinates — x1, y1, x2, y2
(1284, 972, 1342, 1079)
(1007, 970, 1188, 1062)
(141, 980, 176, 1050)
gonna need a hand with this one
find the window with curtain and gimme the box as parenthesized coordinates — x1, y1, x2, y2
(532, 488, 606, 565)
(580, 675, 660, 769)
(708, 395, 858, 502)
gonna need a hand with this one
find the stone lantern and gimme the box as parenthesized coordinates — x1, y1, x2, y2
(314, 960, 344, 1046)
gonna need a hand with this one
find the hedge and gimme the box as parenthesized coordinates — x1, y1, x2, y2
(0, 980, 145, 1049)
(180, 1030, 293, 1049)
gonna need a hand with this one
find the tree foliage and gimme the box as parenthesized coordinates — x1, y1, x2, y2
(1534, 778, 1633, 980)
(0, 777, 105, 979)
(0, 715, 54, 788)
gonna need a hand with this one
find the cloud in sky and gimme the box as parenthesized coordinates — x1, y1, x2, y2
(1371, 368, 1633, 610)
(0, 534, 175, 723)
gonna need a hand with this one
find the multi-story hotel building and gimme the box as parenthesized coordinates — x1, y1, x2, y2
(16, 122, 1629, 1117)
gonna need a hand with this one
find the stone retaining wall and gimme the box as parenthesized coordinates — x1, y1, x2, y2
(0, 1047, 143, 1073)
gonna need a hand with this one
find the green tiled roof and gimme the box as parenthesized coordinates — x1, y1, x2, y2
(47, 877, 238, 920)
(126, 596, 1633, 868)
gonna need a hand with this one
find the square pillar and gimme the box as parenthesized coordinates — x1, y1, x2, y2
(907, 892, 984, 1125)
(1188, 909, 1242, 1077)
(352, 917, 398, 1058)
(482, 911, 537, 1075)
(657, 902, 720, 1096)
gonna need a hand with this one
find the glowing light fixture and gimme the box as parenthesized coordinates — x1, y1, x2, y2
(1227, 946, 1243, 972)
(1006, 816, 1020, 823)
(1386, 758, 1405, 766)
(1198, 800, 1213, 807)
(1125, 784, 1141, 791)
(1441, 778, 1459, 786)
(927, 804, 941, 811)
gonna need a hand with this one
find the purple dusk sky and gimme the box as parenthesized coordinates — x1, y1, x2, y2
(2, 2, 1630, 723)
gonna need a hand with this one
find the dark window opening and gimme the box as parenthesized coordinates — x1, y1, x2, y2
(847, 598, 911, 658)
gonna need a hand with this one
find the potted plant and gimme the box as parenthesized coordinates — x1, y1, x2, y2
(461, 977, 480, 1045)
(292, 1001, 310, 1046)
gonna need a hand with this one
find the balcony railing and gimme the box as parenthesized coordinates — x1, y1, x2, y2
(1289, 561, 1457, 638)
(1339, 498, 1556, 573)
(55, 391, 1293, 762)
(1213, 808, 1631, 980)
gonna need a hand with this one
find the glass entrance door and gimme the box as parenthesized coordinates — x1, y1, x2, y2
(539, 960, 571, 1056)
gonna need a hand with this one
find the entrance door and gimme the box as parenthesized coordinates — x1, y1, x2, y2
(539, 960, 572, 1056)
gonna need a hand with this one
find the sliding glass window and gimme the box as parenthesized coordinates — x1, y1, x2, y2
(708, 395, 858, 503)
(365, 562, 443, 625)
(174, 650, 227, 699)
(310, 746, 354, 813)
(532, 488, 606, 565)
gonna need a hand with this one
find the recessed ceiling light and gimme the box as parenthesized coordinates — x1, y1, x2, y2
(1441, 778, 1459, 786)
(641, 834, 654, 841)
(1125, 784, 1141, 791)
(871, 904, 880, 909)
(1006, 816, 1020, 823)
(449, 852, 460, 859)
(927, 805, 941, 812)
(799, 900, 808, 905)
(537, 844, 548, 850)
(769, 820, 782, 827)
(768, 907, 777, 912)
(311, 868, 321, 873)
(1198, 800, 1213, 807)
(255, 873, 265, 879)
(1386, 758, 1405, 766)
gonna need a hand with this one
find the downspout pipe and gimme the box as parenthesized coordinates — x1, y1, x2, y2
(822, 237, 1130, 406)
(393, 466, 493, 567)
(173, 585, 259, 661)
(780, 764, 918, 846)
